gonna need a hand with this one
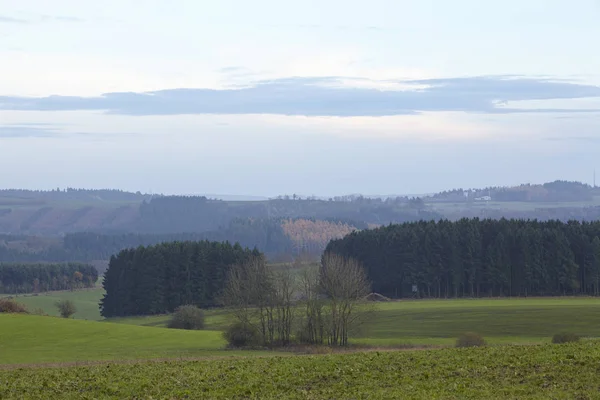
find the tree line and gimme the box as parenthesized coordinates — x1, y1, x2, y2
(0, 262, 98, 294)
(0, 217, 364, 264)
(100, 241, 259, 317)
(325, 218, 600, 299)
(427, 180, 595, 203)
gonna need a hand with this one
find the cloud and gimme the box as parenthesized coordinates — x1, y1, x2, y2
(0, 125, 66, 138)
(0, 16, 28, 24)
(1, 75, 599, 117)
(218, 66, 247, 73)
(544, 135, 600, 142)
(0, 14, 83, 24)
(40, 15, 84, 23)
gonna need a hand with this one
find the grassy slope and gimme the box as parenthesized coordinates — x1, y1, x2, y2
(9, 288, 105, 320)
(1, 341, 599, 399)
(355, 298, 600, 346)
(11, 291, 600, 343)
(0, 314, 276, 365)
(114, 298, 600, 346)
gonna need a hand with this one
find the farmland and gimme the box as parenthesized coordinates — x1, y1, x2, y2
(0, 314, 277, 365)
(3, 278, 600, 399)
(1, 341, 599, 399)
(9, 290, 600, 345)
(3, 295, 600, 363)
(5, 287, 105, 321)
(109, 297, 600, 346)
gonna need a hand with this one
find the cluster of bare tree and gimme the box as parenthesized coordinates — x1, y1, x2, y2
(221, 253, 372, 347)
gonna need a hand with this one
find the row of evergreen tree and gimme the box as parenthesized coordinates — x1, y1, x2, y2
(325, 218, 600, 298)
(100, 241, 260, 317)
(0, 262, 98, 294)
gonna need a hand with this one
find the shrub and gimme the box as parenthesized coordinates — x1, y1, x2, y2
(30, 308, 48, 316)
(167, 305, 205, 330)
(552, 332, 580, 344)
(55, 299, 76, 318)
(456, 332, 486, 348)
(222, 322, 262, 348)
(0, 298, 28, 314)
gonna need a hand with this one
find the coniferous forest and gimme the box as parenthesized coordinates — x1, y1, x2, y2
(0, 262, 98, 294)
(100, 241, 260, 317)
(325, 218, 600, 299)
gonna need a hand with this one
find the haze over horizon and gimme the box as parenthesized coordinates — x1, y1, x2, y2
(2, 0, 600, 197)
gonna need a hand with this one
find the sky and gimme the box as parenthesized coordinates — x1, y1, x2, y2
(1, 0, 600, 197)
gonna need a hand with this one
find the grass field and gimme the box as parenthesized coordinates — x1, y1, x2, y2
(355, 298, 600, 346)
(9, 291, 600, 347)
(6, 288, 105, 320)
(0, 314, 278, 365)
(112, 297, 600, 346)
(1, 341, 599, 399)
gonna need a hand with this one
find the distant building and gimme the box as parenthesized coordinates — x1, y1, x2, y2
(474, 195, 491, 201)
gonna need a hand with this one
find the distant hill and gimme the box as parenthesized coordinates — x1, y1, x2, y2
(1, 181, 600, 238)
(427, 180, 597, 203)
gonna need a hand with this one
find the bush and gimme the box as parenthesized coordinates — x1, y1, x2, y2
(552, 332, 580, 344)
(0, 298, 28, 314)
(55, 299, 76, 318)
(167, 305, 205, 330)
(222, 322, 262, 348)
(456, 332, 486, 348)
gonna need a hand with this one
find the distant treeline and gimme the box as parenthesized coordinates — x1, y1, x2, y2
(0, 217, 363, 264)
(0, 262, 98, 294)
(325, 218, 600, 299)
(0, 188, 151, 202)
(429, 180, 596, 203)
(4, 182, 600, 237)
(133, 196, 435, 234)
(100, 241, 259, 317)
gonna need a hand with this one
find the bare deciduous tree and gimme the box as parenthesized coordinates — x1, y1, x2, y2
(273, 267, 296, 345)
(222, 255, 296, 346)
(298, 267, 325, 345)
(222, 253, 371, 348)
(320, 252, 372, 346)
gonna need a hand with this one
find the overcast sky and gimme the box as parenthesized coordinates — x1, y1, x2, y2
(1, 0, 600, 197)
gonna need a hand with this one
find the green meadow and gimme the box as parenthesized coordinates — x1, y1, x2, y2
(0, 314, 277, 365)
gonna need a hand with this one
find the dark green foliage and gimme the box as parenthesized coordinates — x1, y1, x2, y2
(0, 263, 98, 294)
(55, 299, 76, 318)
(456, 332, 486, 348)
(0, 298, 28, 314)
(167, 305, 205, 330)
(552, 332, 580, 344)
(222, 322, 262, 348)
(100, 241, 258, 317)
(326, 218, 600, 298)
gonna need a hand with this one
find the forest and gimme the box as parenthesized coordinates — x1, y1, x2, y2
(325, 218, 600, 299)
(430, 180, 597, 202)
(0, 218, 360, 264)
(100, 241, 259, 317)
(133, 195, 432, 234)
(0, 262, 98, 294)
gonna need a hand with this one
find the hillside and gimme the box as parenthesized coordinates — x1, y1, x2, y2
(0, 314, 267, 365)
(3, 182, 600, 264)
(2, 181, 600, 237)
